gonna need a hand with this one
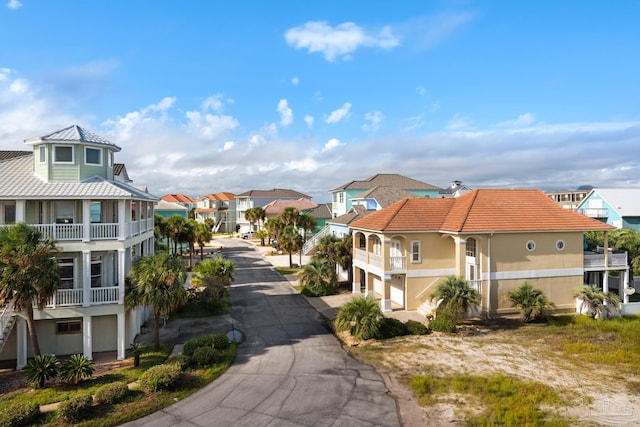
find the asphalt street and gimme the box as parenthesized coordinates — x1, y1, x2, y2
(123, 238, 401, 427)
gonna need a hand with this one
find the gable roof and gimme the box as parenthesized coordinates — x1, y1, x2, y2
(0, 150, 32, 161)
(330, 174, 441, 192)
(350, 189, 615, 233)
(236, 188, 311, 199)
(0, 155, 157, 201)
(352, 186, 419, 208)
(263, 198, 318, 215)
(113, 163, 132, 183)
(328, 205, 373, 225)
(161, 194, 196, 203)
(155, 200, 189, 211)
(24, 125, 121, 152)
(580, 188, 640, 217)
(304, 203, 332, 219)
(197, 192, 237, 201)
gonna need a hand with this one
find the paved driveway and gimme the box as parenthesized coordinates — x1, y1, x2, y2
(124, 239, 401, 427)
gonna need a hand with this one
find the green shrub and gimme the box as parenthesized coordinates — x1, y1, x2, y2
(334, 296, 383, 340)
(60, 354, 94, 385)
(94, 381, 129, 405)
(166, 353, 190, 371)
(211, 333, 230, 350)
(429, 314, 458, 333)
(58, 394, 93, 423)
(191, 346, 223, 367)
(405, 319, 431, 335)
(375, 317, 409, 340)
(23, 354, 58, 388)
(0, 401, 40, 427)
(138, 364, 182, 392)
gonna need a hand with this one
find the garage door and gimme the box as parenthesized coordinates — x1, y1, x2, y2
(390, 278, 404, 307)
(373, 276, 382, 295)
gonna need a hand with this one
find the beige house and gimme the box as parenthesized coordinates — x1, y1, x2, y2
(349, 189, 621, 316)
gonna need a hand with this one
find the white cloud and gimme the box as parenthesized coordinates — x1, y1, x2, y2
(202, 94, 225, 112)
(497, 112, 537, 127)
(220, 141, 235, 151)
(277, 98, 293, 127)
(185, 111, 239, 139)
(325, 102, 351, 124)
(446, 113, 472, 131)
(285, 21, 400, 62)
(285, 157, 319, 172)
(291, 77, 300, 86)
(362, 110, 384, 132)
(403, 115, 424, 132)
(304, 115, 314, 128)
(416, 86, 427, 96)
(322, 137, 343, 152)
(9, 78, 28, 95)
(7, 0, 22, 10)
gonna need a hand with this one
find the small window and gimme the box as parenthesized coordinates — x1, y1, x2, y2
(108, 152, 113, 167)
(411, 240, 421, 263)
(91, 258, 102, 288)
(90, 202, 101, 223)
(39, 146, 47, 164)
(55, 200, 75, 224)
(58, 258, 75, 289)
(3, 203, 16, 224)
(54, 145, 74, 163)
(57, 320, 82, 335)
(85, 147, 102, 165)
(556, 240, 565, 251)
(526, 240, 536, 252)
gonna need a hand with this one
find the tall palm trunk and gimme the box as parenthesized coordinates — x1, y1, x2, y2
(153, 311, 161, 351)
(25, 304, 41, 356)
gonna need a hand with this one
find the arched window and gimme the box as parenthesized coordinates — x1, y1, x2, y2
(465, 238, 477, 257)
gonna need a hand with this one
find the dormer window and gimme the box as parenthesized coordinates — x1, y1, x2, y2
(38, 146, 47, 164)
(108, 151, 113, 168)
(54, 145, 74, 164)
(85, 147, 102, 166)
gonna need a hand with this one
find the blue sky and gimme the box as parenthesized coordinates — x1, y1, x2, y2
(1, 1, 639, 201)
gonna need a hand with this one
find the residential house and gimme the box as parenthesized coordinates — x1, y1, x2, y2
(303, 203, 332, 233)
(438, 180, 472, 198)
(194, 192, 236, 233)
(263, 198, 318, 220)
(154, 200, 189, 219)
(235, 189, 311, 233)
(113, 163, 132, 184)
(576, 188, 640, 231)
(349, 189, 629, 316)
(546, 186, 592, 210)
(161, 194, 197, 212)
(329, 174, 441, 218)
(0, 125, 157, 368)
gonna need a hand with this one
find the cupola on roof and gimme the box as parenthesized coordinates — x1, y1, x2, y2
(24, 124, 121, 152)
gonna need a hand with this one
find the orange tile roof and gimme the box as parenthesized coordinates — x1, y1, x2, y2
(161, 194, 196, 203)
(350, 189, 616, 233)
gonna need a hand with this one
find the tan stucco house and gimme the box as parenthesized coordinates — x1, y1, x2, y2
(349, 189, 623, 316)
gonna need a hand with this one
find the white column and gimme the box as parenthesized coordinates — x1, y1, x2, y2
(117, 311, 125, 360)
(623, 270, 630, 304)
(15, 317, 27, 370)
(82, 200, 91, 242)
(15, 200, 26, 223)
(118, 249, 126, 305)
(82, 315, 92, 360)
(118, 200, 126, 240)
(82, 250, 91, 307)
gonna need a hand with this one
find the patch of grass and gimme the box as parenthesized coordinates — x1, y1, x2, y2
(173, 300, 230, 318)
(410, 373, 570, 426)
(292, 285, 304, 293)
(275, 266, 301, 275)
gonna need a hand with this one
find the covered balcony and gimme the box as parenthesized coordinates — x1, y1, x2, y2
(354, 248, 406, 273)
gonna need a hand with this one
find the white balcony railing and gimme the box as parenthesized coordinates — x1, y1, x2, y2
(578, 208, 609, 218)
(0, 220, 152, 241)
(90, 286, 119, 304)
(355, 248, 367, 263)
(38, 286, 120, 308)
(44, 289, 84, 307)
(584, 253, 628, 268)
(389, 256, 406, 271)
(90, 223, 119, 239)
(369, 252, 382, 269)
(33, 224, 83, 240)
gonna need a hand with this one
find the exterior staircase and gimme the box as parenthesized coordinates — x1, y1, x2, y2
(302, 225, 331, 255)
(0, 303, 16, 354)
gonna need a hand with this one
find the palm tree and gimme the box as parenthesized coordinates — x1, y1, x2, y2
(280, 207, 300, 227)
(253, 206, 265, 230)
(154, 214, 170, 253)
(244, 207, 259, 232)
(299, 257, 337, 295)
(507, 283, 554, 322)
(265, 217, 281, 245)
(126, 254, 187, 350)
(194, 222, 213, 261)
(166, 215, 187, 255)
(334, 296, 383, 340)
(574, 284, 622, 319)
(182, 219, 197, 267)
(191, 257, 236, 288)
(335, 234, 353, 283)
(279, 225, 302, 268)
(430, 275, 480, 322)
(0, 224, 61, 356)
(298, 212, 317, 243)
(255, 228, 268, 246)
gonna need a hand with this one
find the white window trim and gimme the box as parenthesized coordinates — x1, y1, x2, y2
(38, 146, 47, 164)
(108, 151, 113, 168)
(53, 145, 74, 164)
(59, 257, 76, 289)
(556, 240, 566, 251)
(526, 240, 536, 252)
(411, 240, 421, 263)
(84, 146, 103, 166)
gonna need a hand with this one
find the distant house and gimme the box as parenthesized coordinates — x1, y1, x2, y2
(0, 125, 157, 368)
(236, 189, 311, 233)
(194, 192, 236, 233)
(576, 188, 640, 231)
(438, 180, 472, 198)
(303, 203, 332, 233)
(263, 198, 318, 219)
(349, 189, 623, 315)
(329, 174, 441, 218)
(546, 186, 592, 210)
(161, 194, 197, 212)
(154, 200, 189, 219)
(113, 163, 132, 184)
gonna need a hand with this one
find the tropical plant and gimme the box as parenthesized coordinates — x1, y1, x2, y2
(191, 257, 236, 288)
(265, 217, 281, 245)
(507, 283, 554, 322)
(128, 342, 147, 367)
(255, 228, 268, 246)
(244, 207, 265, 232)
(574, 284, 622, 319)
(182, 219, 197, 266)
(279, 207, 300, 227)
(154, 214, 170, 253)
(430, 275, 480, 324)
(60, 354, 94, 385)
(138, 364, 182, 392)
(23, 354, 58, 388)
(0, 401, 40, 427)
(298, 212, 317, 243)
(279, 225, 303, 268)
(334, 296, 383, 340)
(166, 215, 187, 255)
(194, 222, 212, 261)
(299, 257, 337, 296)
(0, 224, 61, 356)
(126, 253, 188, 350)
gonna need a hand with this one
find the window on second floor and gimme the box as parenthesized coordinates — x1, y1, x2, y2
(339, 192, 344, 203)
(91, 257, 102, 288)
(372, 236, 381, 255)
(85, 147, 102, 166)
(411, 240, 421, 263)
(2, 203, 16, 224)
(55, 201, 75, 224)
(39, 146, 47, 164)
(59, 258, 75, 289)
(54, 145, 74, 164)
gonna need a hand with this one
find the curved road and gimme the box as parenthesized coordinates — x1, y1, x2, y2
(125, 239, 401, 427)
